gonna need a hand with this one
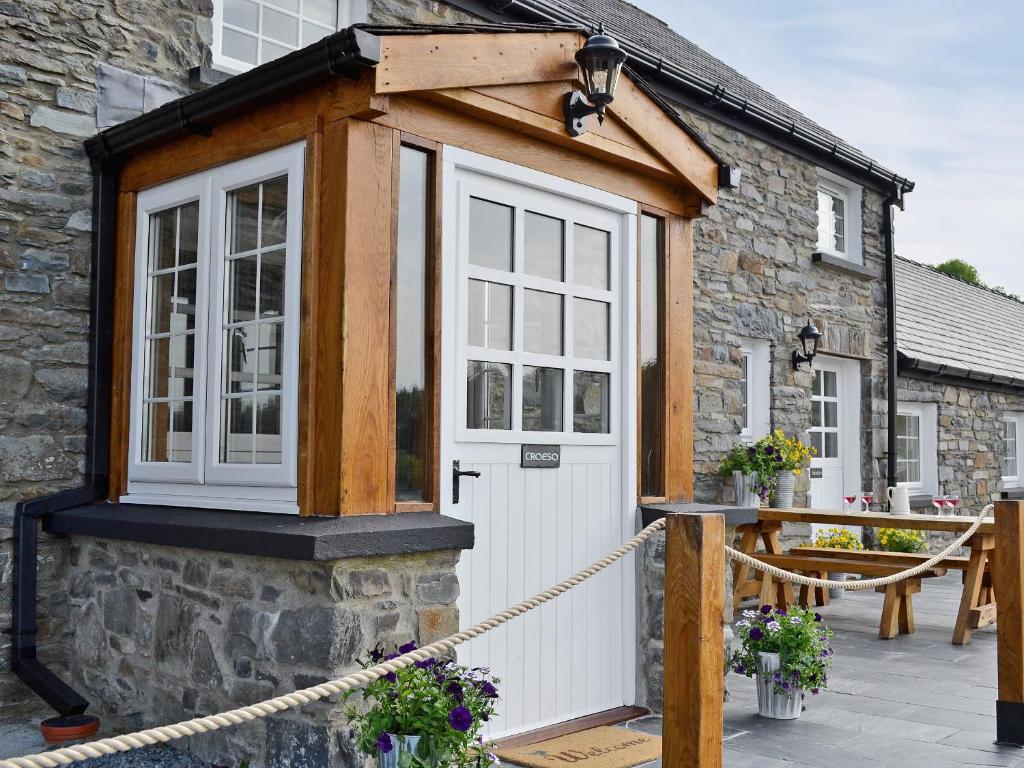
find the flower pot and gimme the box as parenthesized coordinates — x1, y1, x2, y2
(828, 572, 847, 600)
(756, 652, 802, 720)
(733, 471, 761, 508)
(773, 473, 796, 509)
(378, 735, 435, 768)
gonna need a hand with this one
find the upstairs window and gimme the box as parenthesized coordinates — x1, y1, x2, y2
(213, 0, 361, 72)
(1004, 416, 1022, 487)
(127, 143, 305, 513)
(815, 169, 863, 263)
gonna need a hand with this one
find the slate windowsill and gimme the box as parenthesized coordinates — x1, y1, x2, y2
(812, 251, 875, 279)
(640, 501, 760, 528)
(1002, 489, 1024, 501)
(44, 503, 474, 561)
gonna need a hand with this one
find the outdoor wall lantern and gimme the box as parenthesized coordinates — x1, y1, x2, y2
(792, 319, 823, 370)
(564, 25, 627, 137)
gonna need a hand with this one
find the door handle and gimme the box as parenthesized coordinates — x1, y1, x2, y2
(452, 460, 481, 505)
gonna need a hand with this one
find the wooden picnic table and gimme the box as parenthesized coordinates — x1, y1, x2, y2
(733, 507, 996, 645)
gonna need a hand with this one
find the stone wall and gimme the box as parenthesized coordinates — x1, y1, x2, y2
(68, 537, 461, 768)
(898, 377, 1024, 515)
(0, 0, 213, 720)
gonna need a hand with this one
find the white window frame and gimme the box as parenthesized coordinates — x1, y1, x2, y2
(1004, 414, 1023, 488)
(896, 402, 938, 495)
(739, 338, 770, 442)
(212, 0, 365, 74)
(815, 168, 863, 264)
(125, 142, 305, 514)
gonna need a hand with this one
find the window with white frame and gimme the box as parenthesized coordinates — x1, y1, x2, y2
(815, 168, 862, 263)
(739, 339, 771, 441)
(126, 143, 305, 513)
(213, 0, 363, 73)
(896, 402, 938, 494)
(1004, 415, 1023, 487)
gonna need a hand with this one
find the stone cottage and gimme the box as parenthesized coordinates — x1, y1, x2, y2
(895, 256, 1024, 513)
(0, 0, 915, 765)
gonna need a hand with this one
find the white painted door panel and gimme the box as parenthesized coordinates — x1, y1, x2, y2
(439, 148, 636, 737)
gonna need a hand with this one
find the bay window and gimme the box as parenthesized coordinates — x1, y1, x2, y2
(126, 143, 304, 513)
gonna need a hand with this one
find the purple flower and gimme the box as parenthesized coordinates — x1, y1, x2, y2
(747, 446, 756, 457)
(749, 627, 764, 641)
(377, 733, 393, 754)
(447, 681, 465, 702)
(479, 681, 498, 698)
(399, 642, 418, 654)
(760, 604, 773, 615)
(449, 706, 473, 732)
(415, 657, 436, 669)
(781, 682, 790, 690)
(811, 688, 820, 695)
(764, 446, 775, 456)
(814, 613, 823, 623)
(369, 647, 384, 662)
(384, 671, 397, 683)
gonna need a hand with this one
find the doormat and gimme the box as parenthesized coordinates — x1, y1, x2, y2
(495, 726, 661, 768)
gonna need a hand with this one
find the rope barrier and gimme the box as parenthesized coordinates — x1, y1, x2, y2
(0, 519, 668, 768)
(0, 505, 995, 768)
(725, 504, 994, 590)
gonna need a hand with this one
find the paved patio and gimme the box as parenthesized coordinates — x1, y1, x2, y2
(625, 572, 1023, 768)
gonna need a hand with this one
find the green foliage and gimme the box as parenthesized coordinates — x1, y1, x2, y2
(343, 643, 500, 768)
(935, 258, 982, 285)
(731, 604, 833, 695)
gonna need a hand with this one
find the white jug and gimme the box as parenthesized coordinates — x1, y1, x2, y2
(887, 486, 911, 515)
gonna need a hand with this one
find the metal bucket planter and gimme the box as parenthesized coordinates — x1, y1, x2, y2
(828, 572, 847, 600)
(756, 652, 802, 720)
(773, 473, 796, 509)
(378, 735, 436, 768)
(733, 471, 761, 508)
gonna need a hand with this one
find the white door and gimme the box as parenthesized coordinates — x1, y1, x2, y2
(808, 356, 861, 526)
(440, 148, 638, 737)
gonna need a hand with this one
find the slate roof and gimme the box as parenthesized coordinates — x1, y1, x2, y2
(895, 256, 1024, 388)
(506, 0, 914, 194)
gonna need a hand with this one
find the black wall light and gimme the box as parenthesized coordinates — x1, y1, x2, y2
(564, 25, 627, 137)
(792, 319, 823, 370)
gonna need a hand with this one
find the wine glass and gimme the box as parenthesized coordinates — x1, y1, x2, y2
(945, 492, 960, 516)
(932, 495, 947, 515)
(861, 491, 874, 512)
(843, 494, 858, 514)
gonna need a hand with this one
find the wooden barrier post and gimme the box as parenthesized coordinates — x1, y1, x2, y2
(995, 499, 1024, 745)
(663, 512, 725, 768)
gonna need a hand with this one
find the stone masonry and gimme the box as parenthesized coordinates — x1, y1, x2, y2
(68, 538, 461, 768)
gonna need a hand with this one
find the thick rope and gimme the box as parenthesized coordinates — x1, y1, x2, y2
(0, 519, 668, 768)
(725, 504, 994, 590)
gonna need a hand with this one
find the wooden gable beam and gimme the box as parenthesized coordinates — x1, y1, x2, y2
(608, 76, 718, 204)
(376, 32, 580, 94)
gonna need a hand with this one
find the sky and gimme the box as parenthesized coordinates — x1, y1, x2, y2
(631, 1, 1024, 297)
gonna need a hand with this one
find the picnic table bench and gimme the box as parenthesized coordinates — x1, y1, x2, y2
(733, 508, 996, 644)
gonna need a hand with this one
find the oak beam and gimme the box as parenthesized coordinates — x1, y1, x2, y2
(376, 32, 580, 94)
(663, 512, 725, 768)
(995, 500, 1024, 744)
(663, 215, 694, 500)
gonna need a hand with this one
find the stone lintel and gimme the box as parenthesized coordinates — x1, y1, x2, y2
(45, 503, 474, 560)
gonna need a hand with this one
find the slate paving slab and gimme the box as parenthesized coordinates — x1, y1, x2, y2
(621, 573, 1024, 767)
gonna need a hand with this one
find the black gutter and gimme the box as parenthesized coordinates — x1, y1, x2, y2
(898, 353, 1024, 395)
(84, 26, 380, 165)
(884, 195, 899, 499)
(10, 164, 120, 716)
(482, 0, 914, 196)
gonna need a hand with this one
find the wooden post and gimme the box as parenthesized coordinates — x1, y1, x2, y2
(663, 512, 725, 768)
(995, 499, 1024, 745)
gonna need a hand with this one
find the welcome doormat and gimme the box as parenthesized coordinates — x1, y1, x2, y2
(495, 726, 661, 768)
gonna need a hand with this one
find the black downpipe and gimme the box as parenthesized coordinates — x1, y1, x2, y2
(884, 194, 899, 499)
(10, 164, 118, 715)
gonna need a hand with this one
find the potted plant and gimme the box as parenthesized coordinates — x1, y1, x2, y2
(877, 528, 926, 553)
(720, 444, 766, 507)
(730, 604, 833, 720)
(344, 643, 501, 768)
(760, 430, 814, 509)
(805, 526, 863, 598)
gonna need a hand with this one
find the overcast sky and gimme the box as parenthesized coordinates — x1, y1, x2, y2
(631, 1, 1024, 296)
